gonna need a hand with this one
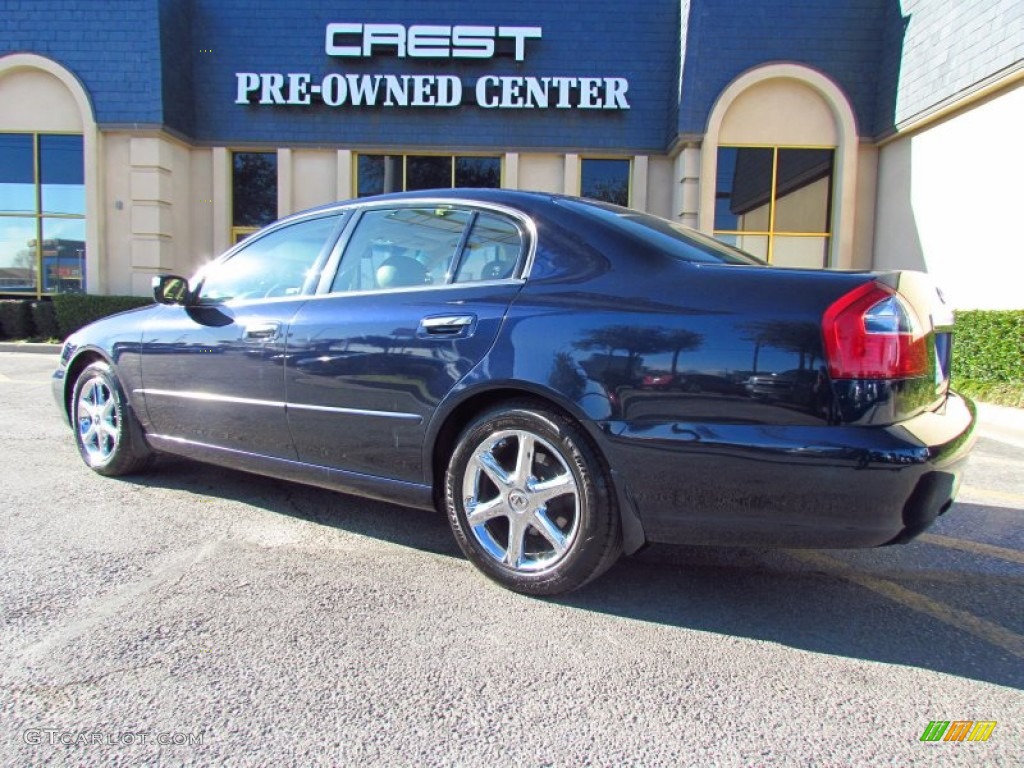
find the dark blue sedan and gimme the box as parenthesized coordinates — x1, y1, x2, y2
(53, 190, 977, 595)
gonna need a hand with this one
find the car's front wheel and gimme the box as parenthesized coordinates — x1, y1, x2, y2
(445, 402, 621, 595)
(71, 361, 153, 476)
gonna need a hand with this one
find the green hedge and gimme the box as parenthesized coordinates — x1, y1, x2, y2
(952, 310, 1024, 408)
(31, 300, 61, 340)
(0, 299, 34, 340)
(952, 310, 1024, 382)
(52, 294, 153, 338)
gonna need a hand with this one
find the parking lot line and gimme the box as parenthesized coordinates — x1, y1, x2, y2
(918, 533, 1024, 566)
(787, 551, 1024, 661)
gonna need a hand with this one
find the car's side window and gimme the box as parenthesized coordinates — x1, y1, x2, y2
(198, 215, 340, 303)
(452, 213, 524, 283)
(330, 208, 472, 293)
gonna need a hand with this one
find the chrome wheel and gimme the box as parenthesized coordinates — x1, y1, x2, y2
(462, 428, 582, 573)
(446, 403, 621, 595)
(76, 374, 120, 465)
(70, 361, 152, 476)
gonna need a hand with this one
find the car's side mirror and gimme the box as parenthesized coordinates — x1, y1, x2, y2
(152, 275, 192, 305)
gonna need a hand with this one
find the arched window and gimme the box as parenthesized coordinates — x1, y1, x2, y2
(0, 55, 97, 296)
(701, 64, 859, 269)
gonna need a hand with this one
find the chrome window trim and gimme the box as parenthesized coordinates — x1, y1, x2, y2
(191, 210, 348, 301)
(312, 197, 538, 295)
(300, 277, 526, 302)
(194, 196, 538, 305)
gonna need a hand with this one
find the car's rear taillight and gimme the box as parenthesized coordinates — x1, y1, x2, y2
(822, 282, 930, 379)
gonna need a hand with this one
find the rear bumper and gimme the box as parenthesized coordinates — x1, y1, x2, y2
(600, 392, 977, 549)
(881, 391, 976, 543)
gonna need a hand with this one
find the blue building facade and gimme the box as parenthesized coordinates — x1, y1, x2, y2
(1, 0, 1021, 307)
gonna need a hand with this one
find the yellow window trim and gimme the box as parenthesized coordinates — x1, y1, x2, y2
(714, 231, 832, 238)
(352, 152, 505, 196)
(715, 144, 836, 265)
(578, 155, 633, 207)
(0, 131, 86, 298)
(229, 149, 278, 244)
(231, 226, 261, 245)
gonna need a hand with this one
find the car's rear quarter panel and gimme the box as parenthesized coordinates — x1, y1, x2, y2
(477, 204, 973, 548)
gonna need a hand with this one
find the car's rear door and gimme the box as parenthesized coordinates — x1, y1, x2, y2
(283, 204, 528, 482)
(137, 213, 345, 459)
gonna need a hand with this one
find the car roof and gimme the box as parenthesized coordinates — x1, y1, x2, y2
(289, 188, 561, 221)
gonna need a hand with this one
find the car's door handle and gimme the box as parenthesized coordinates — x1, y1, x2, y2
(418, 314, 476, 337)
(244, 322, 280, 340)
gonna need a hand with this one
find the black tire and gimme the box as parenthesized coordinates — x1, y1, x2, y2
(445, 401, 621, 596)
(71, 361, 153, 476)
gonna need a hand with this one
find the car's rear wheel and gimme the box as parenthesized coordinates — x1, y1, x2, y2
(445, 402, 621, 595)
(72, 361, 153, 476)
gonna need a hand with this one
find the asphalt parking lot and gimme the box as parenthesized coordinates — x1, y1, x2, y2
(1, 350, 1022, 766)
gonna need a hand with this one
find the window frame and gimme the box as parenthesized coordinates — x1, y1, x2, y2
(0, 130, 86, 297)
(194, 211, 346, 305)
(230, 149, 279, 234)
(579, 156, 632, 208)
(353, 153, 504, 197)
(712, 143, 836, 267)
(318, 201, 532, 297)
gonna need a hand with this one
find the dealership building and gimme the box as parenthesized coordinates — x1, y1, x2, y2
(1, 0, 1021, 308)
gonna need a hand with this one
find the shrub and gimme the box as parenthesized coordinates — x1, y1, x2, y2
(31, 300, 61, 340)
(952, 310, 1024, 383)
(0, 299, 34, 340)
(52, 294, 153, 338)
(952, 310, 1024, 408)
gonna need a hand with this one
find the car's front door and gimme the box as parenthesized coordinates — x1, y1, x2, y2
(137, 213, 344, 459)
(283, 205, 527, 482)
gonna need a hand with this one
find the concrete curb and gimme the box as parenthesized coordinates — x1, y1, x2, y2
(975, 402, 1024, 449)
(0, 342, 61, 354)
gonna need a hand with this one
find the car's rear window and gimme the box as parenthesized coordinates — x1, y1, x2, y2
(560, 198, 766, 266)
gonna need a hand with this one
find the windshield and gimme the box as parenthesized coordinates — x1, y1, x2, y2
(560, 198, 766, 266)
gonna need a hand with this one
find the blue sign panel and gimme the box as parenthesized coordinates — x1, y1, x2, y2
(190, 0, 681, 151)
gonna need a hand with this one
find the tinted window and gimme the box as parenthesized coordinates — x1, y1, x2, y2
(40, 135, 85, 215)
(581, 158, 630, 206)
(714, 146, 834, 267)
(357, 155, 501, 197)
(0, 133, 87, 295)
(561, 199, 765, 266)
(406, 156, 451, 191)
(0, 134, 35, 214)
(358, 155, 402, 197)
(455, 157, 501, 188)
(199, 216, 339, 302)
(233, 152, 278, 228)
(331, 208, 471, 292)
(453, 214, 523, 283)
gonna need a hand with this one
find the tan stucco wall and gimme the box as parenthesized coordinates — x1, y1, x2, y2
(0, 67, 83, 132)
(292, 150, 339, 212)
(100, 134, 132, 295)
(874, 80, 1024, 310)
(517, 154, 564, 194)
(188, 147, 215, 277)
(646, 155, 674, 220)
